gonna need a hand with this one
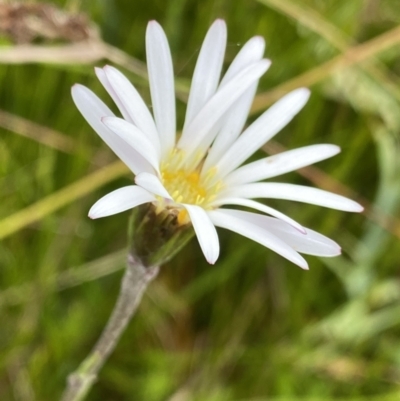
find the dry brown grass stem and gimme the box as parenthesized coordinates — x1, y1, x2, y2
(0, 109, 76, 153)
(251, 24, 400, 113)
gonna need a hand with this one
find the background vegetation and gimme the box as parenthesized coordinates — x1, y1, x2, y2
(1, 0, 400, 400)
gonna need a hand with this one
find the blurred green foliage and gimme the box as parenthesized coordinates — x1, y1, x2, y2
(1, 0, 400, 400)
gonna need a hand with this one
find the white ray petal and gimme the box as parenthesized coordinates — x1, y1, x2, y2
(183, 204, 220, 264)
(95, 67, 131, 123)
(211, 197, 305, 233)
(202, 37, 266, 173)
(222, 209, 341, 257)
(184, 19, 227, 128)
(71, 84, 152, 175)
(146, 21, 176, 155)
(89, 186, 155, 219)
(215, 88, 311, 179)
(135, 172, 172, 199)
(225, 144, 340, 186)
(102, 66, 160, 153)
(178, 60, 271, 161)
(268, 223, 341, 256)
(224, 183, 364, 212)
(209, 209, 308, 269)
(203, 84, 258, 174)
(102, 117, 160, 174)
(220, 36, 266, 85)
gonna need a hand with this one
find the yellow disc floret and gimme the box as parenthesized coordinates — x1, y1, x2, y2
(162, 169, 207, 205)
(159, 148, 223, 224)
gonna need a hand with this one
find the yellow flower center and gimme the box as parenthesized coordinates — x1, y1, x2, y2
(162, 170, 207, 205)
(159, 148, 223, 224)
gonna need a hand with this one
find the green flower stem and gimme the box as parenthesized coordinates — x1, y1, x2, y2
(60, 255, 159, 401)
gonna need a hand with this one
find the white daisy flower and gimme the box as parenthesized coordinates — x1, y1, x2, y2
(72, 20, 363, 269)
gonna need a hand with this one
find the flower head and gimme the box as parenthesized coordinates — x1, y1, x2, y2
(72, 20, 363, 269)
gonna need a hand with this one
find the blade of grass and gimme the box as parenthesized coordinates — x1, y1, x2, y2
(0, 41, 189, 100)
(0, 160, 128, 240)
(0, 109, 76, 153)
(238, 394, 400, 401)
(0, 42, 106, 65)
(0, 249, 126, 307)
(251, 24, 400, 113)
(257, 0, 353, 49)
(256, 0, 400, 102)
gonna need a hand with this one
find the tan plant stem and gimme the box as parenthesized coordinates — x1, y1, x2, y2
(251, 24, 400, 113)
(60, 254, 159, 401)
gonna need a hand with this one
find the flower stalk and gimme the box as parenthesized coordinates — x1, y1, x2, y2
(60, 254, 159, 401)
(62, 16, 365, 401)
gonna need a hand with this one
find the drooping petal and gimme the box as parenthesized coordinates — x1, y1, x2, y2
(267, 221, 341, 257)
(223, 182, 364, 212)
(100, 66, 160, 153)
(183, 204, 220, 264)
(178, 60, 271, 162)
(221, 209, 341, 257)
(184, 19, 227, 128)
(146, 21, 176, 155)
(89, 186, 155, 219)
(225, 144, 340, 186)
(209, 209, 308, 269)
(210, 197, 305, 233)
(71, 84, 153, 175)
(135, 172, 172, 199)
(102, 116, 160, 174)
(215, 88, 311, 179)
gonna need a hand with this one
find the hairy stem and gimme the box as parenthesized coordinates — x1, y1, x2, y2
(60, 254, 159, 401)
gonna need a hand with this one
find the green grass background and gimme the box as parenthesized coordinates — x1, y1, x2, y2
(1, 0, 400, 400)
